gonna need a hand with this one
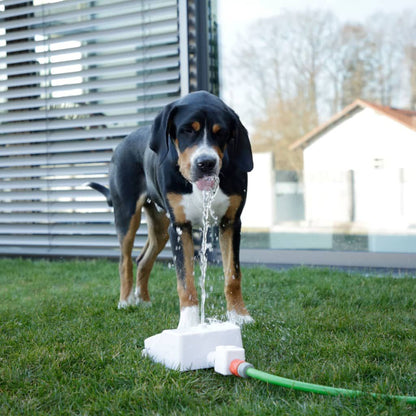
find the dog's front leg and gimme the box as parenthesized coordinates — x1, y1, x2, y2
(169, 222, 200, 329)
(219, 202, 253, 325)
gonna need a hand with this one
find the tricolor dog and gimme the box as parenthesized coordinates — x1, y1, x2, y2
(88, 91, 253, 328)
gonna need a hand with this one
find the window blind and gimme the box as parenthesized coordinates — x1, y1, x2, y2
(0, 0, 190, 257)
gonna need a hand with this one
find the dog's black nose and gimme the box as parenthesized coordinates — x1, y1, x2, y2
(196, 156, 217, 173)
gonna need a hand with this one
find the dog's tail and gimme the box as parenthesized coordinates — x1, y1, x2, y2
(86, 182, 113, 207)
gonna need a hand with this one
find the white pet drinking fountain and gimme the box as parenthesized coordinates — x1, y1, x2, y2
(142, 321, 245, 374)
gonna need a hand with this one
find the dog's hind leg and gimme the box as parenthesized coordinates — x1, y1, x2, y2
(134, 202, 170, 303)
(116, 195, 146, 308)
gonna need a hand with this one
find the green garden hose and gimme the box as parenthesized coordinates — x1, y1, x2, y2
(230, 359, 416, 404)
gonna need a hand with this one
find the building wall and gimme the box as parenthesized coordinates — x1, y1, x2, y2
(242, 153, 274, 230)
(304, 108, 416, 171)
(302, 108, 416, 229)
(0, 0, 219, 258)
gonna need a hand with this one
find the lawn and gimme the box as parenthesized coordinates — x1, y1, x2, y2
(1, 258, 416, 415)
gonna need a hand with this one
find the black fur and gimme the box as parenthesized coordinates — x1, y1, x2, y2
(89, 91, 253, 234)
(88, 91, 253, 322)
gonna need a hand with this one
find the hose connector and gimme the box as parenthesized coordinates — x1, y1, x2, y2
(230, 359, 254, 378)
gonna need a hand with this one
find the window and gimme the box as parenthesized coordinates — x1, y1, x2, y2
(218, 1, 416, 269)
(0, 0, 196, 257)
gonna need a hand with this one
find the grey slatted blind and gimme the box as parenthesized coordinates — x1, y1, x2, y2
(0, 0, 189, 257)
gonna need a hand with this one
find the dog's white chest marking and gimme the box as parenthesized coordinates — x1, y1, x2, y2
(181, 185, 229, 227)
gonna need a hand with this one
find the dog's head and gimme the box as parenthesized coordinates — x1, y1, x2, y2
(150, 91, 253, 190)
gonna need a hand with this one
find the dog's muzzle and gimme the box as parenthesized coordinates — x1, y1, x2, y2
(191, 153, 220, 191)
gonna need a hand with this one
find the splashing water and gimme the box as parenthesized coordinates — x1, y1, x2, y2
(199, 176, 219, 324)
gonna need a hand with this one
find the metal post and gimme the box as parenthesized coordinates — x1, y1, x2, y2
(195, 0, 209, 91)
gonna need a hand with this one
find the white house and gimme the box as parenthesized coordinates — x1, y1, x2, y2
(291, 99, 416, 234)
(242, 152, 275, 230)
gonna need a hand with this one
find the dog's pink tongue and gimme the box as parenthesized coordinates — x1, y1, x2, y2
(196, 177, 217, 191)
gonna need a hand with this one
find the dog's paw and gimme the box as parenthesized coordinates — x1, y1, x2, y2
(134, 288, 152, 307)
(227, 310, 254, 326)
(118, 299, 151, 309)
(177, 306, 200, 329)
(118, 300, 130, 309)
(118, 289, 151, 309)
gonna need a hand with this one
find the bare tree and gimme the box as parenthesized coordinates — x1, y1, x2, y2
(234, 10, 339, 170)
(331, 23, 375, 108)
(285, 9, 339, 125)
(232, 16, 290, 113)
(231, 9, 413, 171)
(409, 45, 416, 110)
(398, 10, 416, 110)
(365, 13, 404, 106)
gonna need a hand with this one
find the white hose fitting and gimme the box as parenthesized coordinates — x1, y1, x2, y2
(208, 345, 245, 375)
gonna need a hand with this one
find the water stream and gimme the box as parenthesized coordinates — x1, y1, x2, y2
(199, 177, 219, 324)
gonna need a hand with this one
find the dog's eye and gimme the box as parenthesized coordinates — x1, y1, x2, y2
(216, 128, 229, 142)
(181, 125, 195, 136)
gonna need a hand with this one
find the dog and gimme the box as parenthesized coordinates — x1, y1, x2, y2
(88, 91, 254, 328)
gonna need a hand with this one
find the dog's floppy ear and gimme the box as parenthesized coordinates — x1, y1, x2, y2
(226, 108, 253, 172)
(150, 101, 177, 163)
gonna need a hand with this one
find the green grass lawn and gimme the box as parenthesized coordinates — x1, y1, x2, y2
(1, 258, 416, 415)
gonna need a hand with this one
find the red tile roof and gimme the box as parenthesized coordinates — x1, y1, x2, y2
(290, 99, 416, 150)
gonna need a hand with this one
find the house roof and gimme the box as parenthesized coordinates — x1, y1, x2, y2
(290, 99, 416, 150)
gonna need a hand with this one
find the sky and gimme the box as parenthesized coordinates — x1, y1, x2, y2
(216, 0, 416, 128)
(219, 0, 416, 17)
(218, 0, 416, 33)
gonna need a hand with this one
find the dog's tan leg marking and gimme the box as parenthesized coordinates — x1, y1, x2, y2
(167, 193, 199, 315)
(167, 193, 187, 223)
(118, 196, 145, 307)
(135, 202, 170, 302)
(219, 195, 252, 321)
(176, 227, 198, 308)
